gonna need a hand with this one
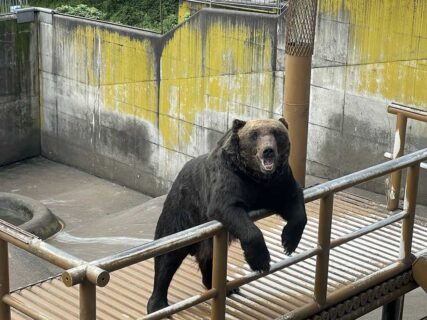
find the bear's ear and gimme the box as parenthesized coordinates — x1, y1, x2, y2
(278, 117, 289, 129)
(231, 119, 246, 133)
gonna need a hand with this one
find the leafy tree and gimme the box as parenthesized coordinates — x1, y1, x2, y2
(29, 0, 179, 32)
(56, 4, 106, 20)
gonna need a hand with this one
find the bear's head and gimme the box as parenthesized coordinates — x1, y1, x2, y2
(222, 118, 290, 180)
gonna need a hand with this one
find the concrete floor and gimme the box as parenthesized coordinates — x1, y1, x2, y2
(0, 157, 426, 318)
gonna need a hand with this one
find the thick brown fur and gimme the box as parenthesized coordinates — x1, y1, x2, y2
(147, 118, 307, 314)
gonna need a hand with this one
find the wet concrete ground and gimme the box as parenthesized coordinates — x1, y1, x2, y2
(0, 157, 425, 318)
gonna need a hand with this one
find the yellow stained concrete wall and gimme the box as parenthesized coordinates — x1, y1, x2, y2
(40, 10, 280, 195)
(319, 0, 427, 110)
(40, 2, 427, 200)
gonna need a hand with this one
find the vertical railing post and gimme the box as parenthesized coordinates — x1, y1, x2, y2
(400, 163, 420, 263)
(387, 114, 408, 211)
(211, 229, 228, 320)
(314, 193, 334, 306)
(0, 240, 11, 320)
(80, 279, 96, 320)
(384, 164, 419, 320)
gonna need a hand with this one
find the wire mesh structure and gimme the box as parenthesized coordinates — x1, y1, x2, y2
(0, 0, 27, 15)
(285, 0, 317, 56)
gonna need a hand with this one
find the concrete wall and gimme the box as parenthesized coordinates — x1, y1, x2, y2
(309, 0, 427, 202)
(38, 10, 284, 196)
(36, 1, 427, 203)
(0, 16, 40, 165)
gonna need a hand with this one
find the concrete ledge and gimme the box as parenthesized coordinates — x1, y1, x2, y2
(0, 192, 61, 239)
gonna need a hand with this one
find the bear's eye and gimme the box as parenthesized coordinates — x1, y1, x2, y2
(250, 131, 258, 141)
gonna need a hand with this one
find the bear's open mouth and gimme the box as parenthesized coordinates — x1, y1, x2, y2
(261, 158, 275, 171)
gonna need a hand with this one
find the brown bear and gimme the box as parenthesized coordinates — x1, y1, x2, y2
(147, 118, 307, 314)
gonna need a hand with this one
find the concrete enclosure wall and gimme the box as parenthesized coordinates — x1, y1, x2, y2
(0, 16, 40, 165)
(2, 1, 426, 203)
(39, 9, 285, 196)
(310, 0, 427, 201)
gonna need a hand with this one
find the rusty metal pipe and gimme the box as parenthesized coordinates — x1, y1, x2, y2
(283, 0, 318, 187)
(211, 229, 228, 320)
(0, 240, 10, 320)
(0, 221, 108, 287)
(330, 211, 408, 249)
(2, 295, 49, 320)
(140, 289, 217, 320)
(413, 252, 427, 293)
(63, 221, 222, 285)
(314, 194, 334, 306)
(284, 55, 312, 186)
(304, 148, 427, 203)
(227, 246, 320, 290)
(400, 164, 420, 263)
(388, 103, 427, 123)
(387, 114, 407, 210)
(80, 280, 96, 320)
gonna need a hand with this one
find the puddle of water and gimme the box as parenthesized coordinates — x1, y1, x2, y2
(0, 207, 29, 225)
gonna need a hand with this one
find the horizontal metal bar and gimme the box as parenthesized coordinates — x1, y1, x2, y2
(2, 295, 51, 320)
(0, 222, 108, 287)
(227, 247, 321, 290)
(139, 288, 217, 320)
(303, 148, 427, 203)
(330, 211, 408, 249)
(383, 152, 427, 170)
(63, 221, 222, 284)
(278, 262, 411, 320)
(0, 220, 36, 244)
(388, 103, 427, 123)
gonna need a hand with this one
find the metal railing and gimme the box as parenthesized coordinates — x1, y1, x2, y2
(385, 102, 427, 211)
(0, 0, 27, 14)
(0, 147, 426, 320)
(186, 0, 287, 14)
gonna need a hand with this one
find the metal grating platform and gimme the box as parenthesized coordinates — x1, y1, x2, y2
(9, 192, 427, 319)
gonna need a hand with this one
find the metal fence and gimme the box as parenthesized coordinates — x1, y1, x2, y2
(187, 0, 287, 14)
(0, 0, 27, 15)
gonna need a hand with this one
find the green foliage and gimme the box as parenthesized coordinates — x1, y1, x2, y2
(56, 4, 106, 20)
(29, 0, 179, 32)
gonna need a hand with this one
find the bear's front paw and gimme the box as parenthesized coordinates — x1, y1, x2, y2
(242, 235, 271, 273)
(281, 227, 301, 256)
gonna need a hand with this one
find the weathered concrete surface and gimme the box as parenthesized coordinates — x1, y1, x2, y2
(35, 5, 427, 204)
(0, 157, 153, 288)
(0, 16, 40, 165)
(37, 10, 285, 197)
(308, 1, 427, 204)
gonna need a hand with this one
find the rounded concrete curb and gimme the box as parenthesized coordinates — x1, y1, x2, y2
(0, 192, 61, 240)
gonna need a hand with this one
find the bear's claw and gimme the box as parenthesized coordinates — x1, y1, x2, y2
(281, 229, 299, 256)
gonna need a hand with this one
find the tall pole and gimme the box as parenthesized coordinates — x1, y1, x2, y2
(283, 0, 318, 187)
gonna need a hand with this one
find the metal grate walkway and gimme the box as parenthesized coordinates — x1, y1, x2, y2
(8, 192, 427, 319)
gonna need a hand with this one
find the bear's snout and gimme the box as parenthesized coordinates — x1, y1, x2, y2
(262, 147, 275, 159)
(258, 139, 278, 173)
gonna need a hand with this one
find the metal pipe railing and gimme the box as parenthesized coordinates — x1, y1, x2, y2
(386, 102, 427, 210)
(1, 148, 426, 320)
(63, 147, 427, 282)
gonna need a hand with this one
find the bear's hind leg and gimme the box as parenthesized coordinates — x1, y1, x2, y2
(147, 249, 188, 314)
(197, 255, 240, 296)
